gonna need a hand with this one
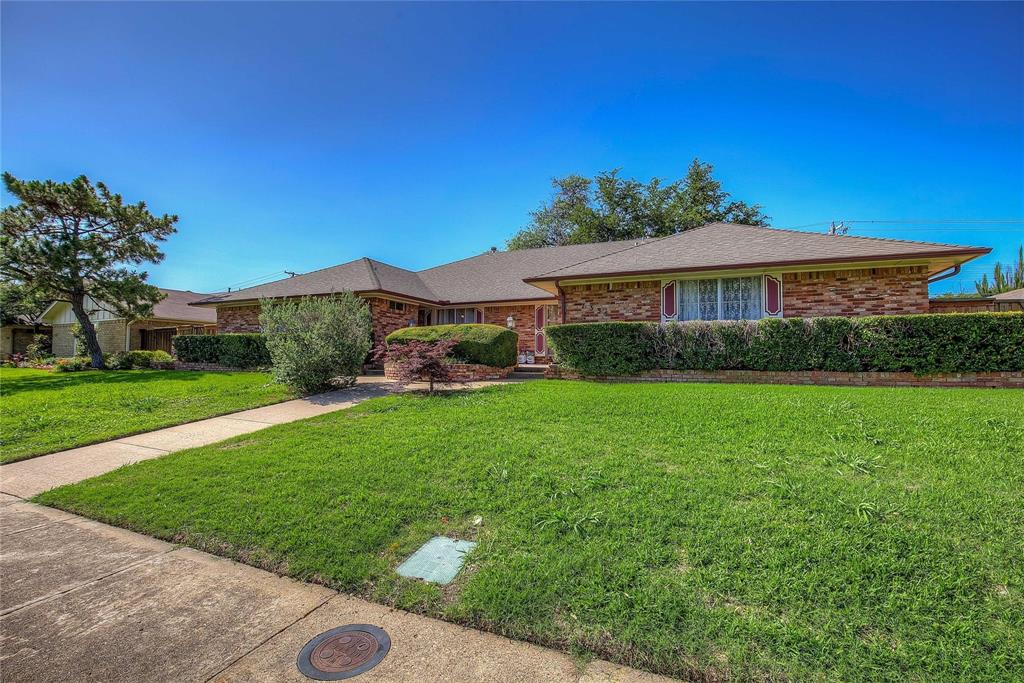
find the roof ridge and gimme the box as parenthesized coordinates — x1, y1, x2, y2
(361, 257, 382, 290)
(533, 222, 727, 278)
(751, 223, 989, 251)
(415, 235, 648, 274)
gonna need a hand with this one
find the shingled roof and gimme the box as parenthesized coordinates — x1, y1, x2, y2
(193, 224, 989, 307)
(526, 223, 989, 281)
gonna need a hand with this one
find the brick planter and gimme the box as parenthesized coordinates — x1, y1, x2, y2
(545, 365, 1024, 389)
(384, 362, 513, 382)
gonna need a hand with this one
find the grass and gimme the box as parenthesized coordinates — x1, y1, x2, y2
(36, 381, 1023, 681)
(0, 367, 293, 463)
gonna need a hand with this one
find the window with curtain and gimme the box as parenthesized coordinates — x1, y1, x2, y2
(435, 308, 480, 324)
(679, 276, 763, 321)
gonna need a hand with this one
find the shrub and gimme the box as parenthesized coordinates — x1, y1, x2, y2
(259, 294, 372, 393)
(110, 350, 175, 370)
(25, 334, 50, 361)
(374, 338, 458, 394)
(172, 333, 270, 368)
(385, 324, 517, 368)
(543, 322, 660, 376)
(53, 356, 92, 373)
(546, 313, 1024, 376)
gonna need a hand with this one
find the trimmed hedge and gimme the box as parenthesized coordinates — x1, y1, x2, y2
(172, 333, 271, 369)
(110, 350, 175, 370)
(386, 324, 518, 368)
(545, 313, 1024, 376)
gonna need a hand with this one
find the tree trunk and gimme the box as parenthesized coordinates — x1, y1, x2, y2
(70, 293, 105, 369)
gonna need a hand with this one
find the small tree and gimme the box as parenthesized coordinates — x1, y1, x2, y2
(374, 338, 457, 394)
(259, 294, 372, 393)
(0, 174, 177, 368)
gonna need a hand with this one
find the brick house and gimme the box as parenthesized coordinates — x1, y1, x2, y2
(192, 223, 990, 359)
(929, 287, 1024, 314)
(42, 289, 217, 357)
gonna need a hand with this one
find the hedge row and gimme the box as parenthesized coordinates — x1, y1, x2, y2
(545, 313, 1024, 376)
(172, 333, 271, 369)
(386, 324, 518, 368)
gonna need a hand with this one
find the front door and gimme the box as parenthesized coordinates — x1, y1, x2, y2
(534, 304, 559, 358)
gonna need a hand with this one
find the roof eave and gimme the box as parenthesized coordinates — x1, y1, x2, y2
(522, 248, 992, 283)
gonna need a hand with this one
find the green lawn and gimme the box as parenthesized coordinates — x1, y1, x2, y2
(36, 381, 1023, 681)
(0, 368, 293, 463)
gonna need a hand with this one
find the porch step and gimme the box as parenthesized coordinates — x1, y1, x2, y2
(514, 364, 549, 373)
(511, 364, 549, 380)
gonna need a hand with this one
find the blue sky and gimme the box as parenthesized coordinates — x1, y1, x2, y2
(2, 1, 1022, 295)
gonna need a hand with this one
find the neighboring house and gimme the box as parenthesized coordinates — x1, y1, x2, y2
(42, 289, 217, 357)
(193, 223, 990, 359)
(930, 287, 1024, 314)
(0, 315, 50, 359)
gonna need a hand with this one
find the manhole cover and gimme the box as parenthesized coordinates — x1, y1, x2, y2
(297, 624, 391, 680)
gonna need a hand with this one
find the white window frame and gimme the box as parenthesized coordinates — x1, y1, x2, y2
(677, 275, 765, 322)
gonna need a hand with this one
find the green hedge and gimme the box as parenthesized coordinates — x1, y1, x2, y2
(172, 333, 271, 369)
(386, 324, 518, 368)
(545, 313, 1024, 376)
(109, 350, 175, 370)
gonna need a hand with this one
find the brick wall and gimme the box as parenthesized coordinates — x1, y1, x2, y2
(367, 297, 420, 345)
(217, 297, 418, 346)
(562, 280, 661, 322)
(51, 319, 127, 356)
(384, 361, 512, 382)
(482, 304, 538, 354)
(216, 305, 262, 333)
(783, 266, 928, 317)
(929, 299, 995, 314)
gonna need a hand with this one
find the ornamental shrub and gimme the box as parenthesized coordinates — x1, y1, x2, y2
(110, 350, 175, 370)
(52, 356, 91, 373)
(172, 333, 269, 368)
(545, 312, 1024, 376)
(259, 294, 372, 393)
(386, 324, 517, 367)
(374, 338, 458, 394)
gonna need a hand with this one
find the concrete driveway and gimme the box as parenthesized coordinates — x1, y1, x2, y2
(0, 499, 671, 682)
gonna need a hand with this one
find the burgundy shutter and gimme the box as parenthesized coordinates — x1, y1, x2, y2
(662, 281, 677, 320)
(764, 275, 782, 316)
(534, 306, 546, 355)
(475, 308, 483, 323)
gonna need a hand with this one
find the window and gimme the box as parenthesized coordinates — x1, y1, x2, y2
(679, 276, 762, 321)
(388, 300, 405, 312)
(435, 308, 482, 324)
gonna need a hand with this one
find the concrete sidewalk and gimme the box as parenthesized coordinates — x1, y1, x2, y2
(0, 500, 672, 682)
(0, 378, 399, 498)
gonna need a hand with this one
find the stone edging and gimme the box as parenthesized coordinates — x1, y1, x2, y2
(384, 362, 513, 382)
(544, 366, 1024, 389)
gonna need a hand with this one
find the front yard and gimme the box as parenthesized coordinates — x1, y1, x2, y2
(36, 381, 1023, 681)
(0, 368, 293, 463)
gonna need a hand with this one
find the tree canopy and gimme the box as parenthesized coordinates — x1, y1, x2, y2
(0, 173, 177, 367)
(506, 159, 770, 250)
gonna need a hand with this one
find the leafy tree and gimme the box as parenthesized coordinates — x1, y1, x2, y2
(0, 279, 47, 326)
(974, 245, 1024, 295)
(374, 337, 458, 394)
(0, 174, 177, 368)
(259, 294, 372, 393)
(507, 159, 769, 249)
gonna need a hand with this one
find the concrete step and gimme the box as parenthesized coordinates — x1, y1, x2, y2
(514, 364, 549, 374)
(510, 371, 546, 380)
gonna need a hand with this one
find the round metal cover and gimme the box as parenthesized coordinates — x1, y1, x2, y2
(297, 624, 391, 680)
